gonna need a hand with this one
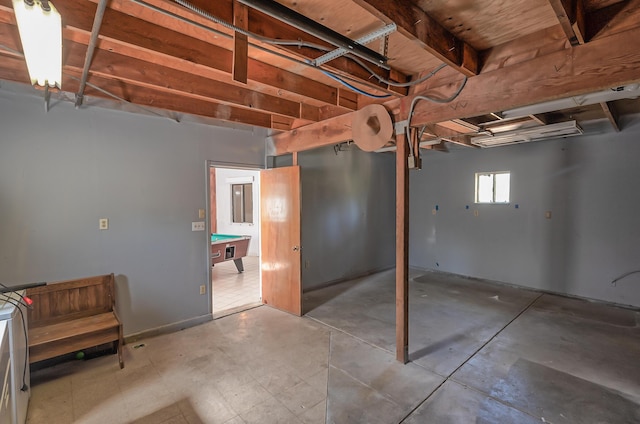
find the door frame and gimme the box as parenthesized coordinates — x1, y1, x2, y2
(205, 160, 264, 316)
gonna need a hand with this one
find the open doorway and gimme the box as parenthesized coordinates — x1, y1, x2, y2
(208, 164, 262, 317)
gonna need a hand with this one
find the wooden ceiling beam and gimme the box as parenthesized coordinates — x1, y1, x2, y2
(181, 0, 408, 95)
(424, 124, 476, 148)
(0, 55, 274, 127)
(583, 0, 631, 40)
(0, 0, 350, 109)
(600, 101, 621, 131)
(232, 0, 249, 84)
(548, 0, 632, 45)
(404, 24, 640, 126)
(62, 39, 308, 119)
(351, 0, 479, 76)
(270, 25, 640, 154)
(548, 0, 587, 45)
(268, 111, 357, 155)
(77, 74, 274, 128)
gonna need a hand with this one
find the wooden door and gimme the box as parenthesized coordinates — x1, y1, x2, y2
(260, 166, 302, 316)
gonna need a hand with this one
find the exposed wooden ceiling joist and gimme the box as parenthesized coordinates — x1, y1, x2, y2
(180, 0, 409, 95)
(1, 0, 639, 137)
(0, 0, 358, 125)
(270, 22, 640, 154)
(351, 0, 479, 76)
(548, 0, 586, 45)
(600, 101, 621, 131)
(424, 124, 475, 148)
(63, 40, 312, 120)
(405, 24, 640, 126)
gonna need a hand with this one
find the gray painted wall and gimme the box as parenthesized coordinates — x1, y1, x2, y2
(0, 88, 265, 335)
(298, 145, 396, 291)
(410, 119, 640, 308)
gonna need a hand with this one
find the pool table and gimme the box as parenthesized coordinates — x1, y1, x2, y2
(211, 234, 251, 273)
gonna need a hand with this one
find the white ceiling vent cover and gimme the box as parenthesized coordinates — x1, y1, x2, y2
(471, 120, 583, 148)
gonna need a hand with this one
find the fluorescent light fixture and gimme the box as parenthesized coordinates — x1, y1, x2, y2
(471, 121, 583, 148)
(12, 0, 62, 88)
(503, 85, 640, 118)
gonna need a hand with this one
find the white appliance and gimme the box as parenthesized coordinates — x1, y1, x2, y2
(0, 321, 12, 422)
(0, 291, 30, 424)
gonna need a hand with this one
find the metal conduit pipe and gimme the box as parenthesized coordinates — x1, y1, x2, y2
(74, 0, 109, 108)
(236, 0, 388, 68)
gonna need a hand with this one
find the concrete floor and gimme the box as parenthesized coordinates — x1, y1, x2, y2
(26, 269, 640, 423)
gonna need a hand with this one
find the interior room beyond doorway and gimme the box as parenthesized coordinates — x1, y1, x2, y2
(209, 166, 261, 316)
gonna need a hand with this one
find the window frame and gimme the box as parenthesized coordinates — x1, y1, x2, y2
(474, 171, 511, 204)
(231, 182, 253, 224)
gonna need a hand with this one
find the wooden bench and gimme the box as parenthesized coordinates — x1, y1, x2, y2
(26, 274, 124, 369)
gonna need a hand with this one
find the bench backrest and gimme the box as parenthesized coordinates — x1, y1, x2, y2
(26, 274, 115, 328)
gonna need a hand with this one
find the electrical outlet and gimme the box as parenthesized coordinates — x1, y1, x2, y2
(199, 285, 206, 295)
(474, 210, 479, 217)
(305, 260, 310, 269)
(192, 221, 205, 231)
(99, 218, 109, 230)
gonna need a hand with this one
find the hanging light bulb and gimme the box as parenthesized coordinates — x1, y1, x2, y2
(12, 0, 62, 88)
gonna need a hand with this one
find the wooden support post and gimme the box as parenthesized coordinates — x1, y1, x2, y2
(233, 1, 249, 84)
(395, 126, 409, 364)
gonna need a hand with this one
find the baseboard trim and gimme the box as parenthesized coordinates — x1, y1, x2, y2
(411, 266, 640, 312)
(124, 314, 212, 344)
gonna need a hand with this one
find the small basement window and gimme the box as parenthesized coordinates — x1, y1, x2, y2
(475, 171, 510, 203)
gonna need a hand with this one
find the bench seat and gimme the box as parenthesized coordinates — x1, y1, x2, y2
(28, 313, 121, 363)
(26, 274, 124, 368)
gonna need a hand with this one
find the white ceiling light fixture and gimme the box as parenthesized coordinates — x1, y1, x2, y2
(12, 0, 62, 88)
(503, 85, 640, 118)
(471, 121, 583, 148)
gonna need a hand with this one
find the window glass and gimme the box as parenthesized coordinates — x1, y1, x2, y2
(231, 183, 253, 223)
(475, 172, 510, 203)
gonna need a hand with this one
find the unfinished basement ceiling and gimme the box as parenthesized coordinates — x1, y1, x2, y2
(0, 0, 639, 151)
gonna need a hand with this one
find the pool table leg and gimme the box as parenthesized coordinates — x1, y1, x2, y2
(233, 258, 244, 273)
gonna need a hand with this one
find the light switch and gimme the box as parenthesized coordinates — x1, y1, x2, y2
(545, 211, 552, 219)
(198, 209, 205, 219)
(99, 218, 109, 230)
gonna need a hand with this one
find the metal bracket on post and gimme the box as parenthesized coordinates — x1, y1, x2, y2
(394, 119, 409, 135)
(393, 120, 422, 170)
(44, 85, 51, 113)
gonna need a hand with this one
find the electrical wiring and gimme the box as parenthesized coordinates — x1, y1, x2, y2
(407, 74, 468, 127)
(321, 71, 391, 99)
(611, 270, 640, 286)
(0, 283, 33, 308)
(133, 0, 451, 98)
(351, 56, 448, 88)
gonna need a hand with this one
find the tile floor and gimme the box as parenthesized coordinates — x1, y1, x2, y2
(26, 269, 640, 424)
(212, 256, 261, 314)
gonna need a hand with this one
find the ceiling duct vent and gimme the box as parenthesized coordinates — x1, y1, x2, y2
(471, 120, 583, 148)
